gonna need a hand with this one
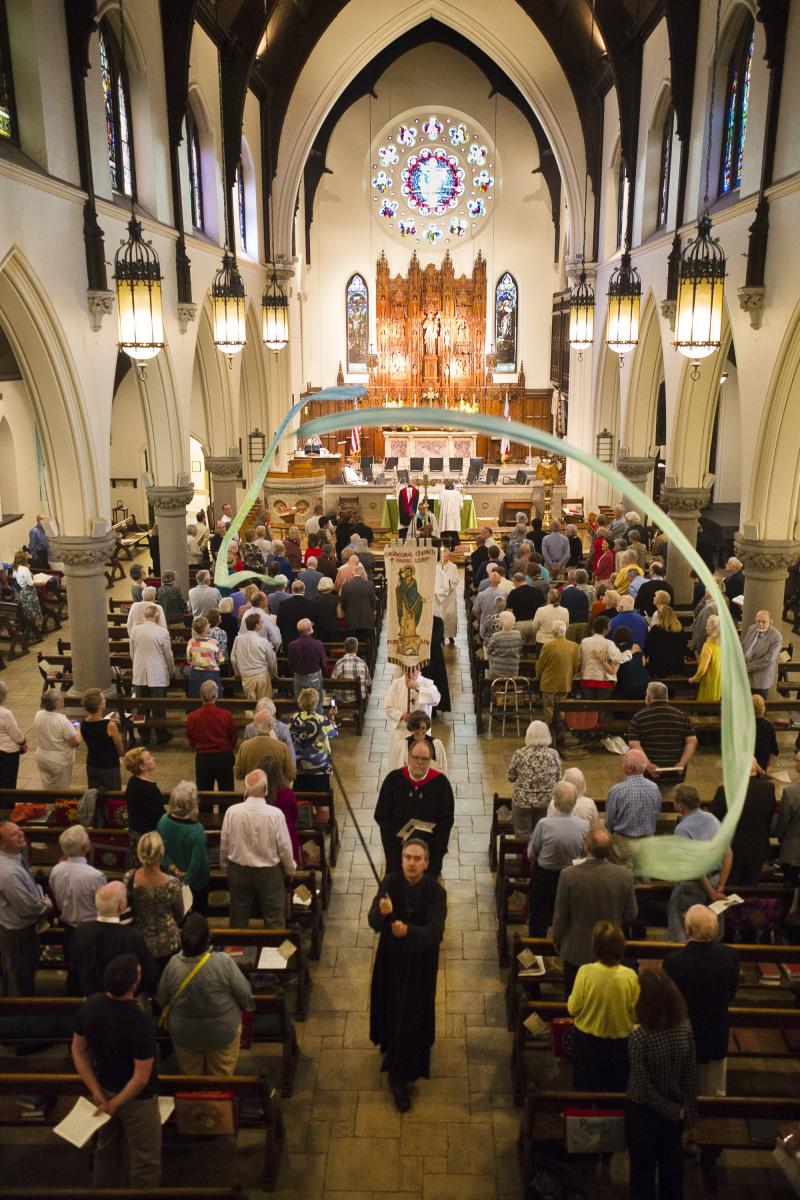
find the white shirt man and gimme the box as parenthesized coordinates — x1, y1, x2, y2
(220, 770, 296, 928)
(383, 671, 441, 727)
(239, 602, 282, 652)
(231, 617, 277, 702)
(126, 593, 166, 634)
(129, 610, 175, 687)
(49, 825, 106, 927)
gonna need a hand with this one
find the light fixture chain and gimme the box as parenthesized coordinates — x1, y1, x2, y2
(217, 1, 231, 251)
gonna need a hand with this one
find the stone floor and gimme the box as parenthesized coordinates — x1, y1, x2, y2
(2, 559, 798, 1198)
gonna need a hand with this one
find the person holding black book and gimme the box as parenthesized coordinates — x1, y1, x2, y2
(374, 743, 454, 876)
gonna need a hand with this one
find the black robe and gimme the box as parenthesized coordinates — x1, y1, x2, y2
(427, 616, 452, 714)
(374, 767, 455, 876)
(368, 872, 447, 1084)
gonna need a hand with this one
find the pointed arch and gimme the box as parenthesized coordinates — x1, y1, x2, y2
(669, 305, 733, 489)
(622, 292, 663, 457)
(240, 304, 269, 483)
(745, 297, 800, 540)
(193, 297, 236, 456)
(0, 246, 101, 529)
(133, 343, 189, 482)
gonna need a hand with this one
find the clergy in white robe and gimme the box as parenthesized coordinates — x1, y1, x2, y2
(383, 668, 441, 728)
(438, 485, 462, 540)
(433, 548, 459, 640)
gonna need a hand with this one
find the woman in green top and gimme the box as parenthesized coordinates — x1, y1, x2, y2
(568, 921, 639, 1092)
(157, 780, 210, 915)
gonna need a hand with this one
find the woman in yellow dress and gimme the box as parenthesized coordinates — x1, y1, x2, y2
(690, 614, 722, 701)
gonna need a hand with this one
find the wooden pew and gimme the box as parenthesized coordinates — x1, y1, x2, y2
(0, 1190, 249, 1200)
(519, 1088, 800, 1194)
(552, 696, 800, 741)
(0, 993, 299, 1098)
(0, 1072, 284, 1191)
(0, 600, 29, 659)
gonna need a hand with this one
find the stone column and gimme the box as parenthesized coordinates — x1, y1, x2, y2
(146, 484, 195, 594)
(660, 485, 712, 605)
(205, 453, 243, 517)
(615, 452, 655, 511)
(49, 534, 116, 694)
(734, 535, 800, 632)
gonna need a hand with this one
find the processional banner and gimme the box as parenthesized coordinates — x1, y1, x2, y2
(384, 540, 437, 670)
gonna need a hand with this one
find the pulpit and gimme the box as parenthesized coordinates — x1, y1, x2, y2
(289, 455, 342, 483)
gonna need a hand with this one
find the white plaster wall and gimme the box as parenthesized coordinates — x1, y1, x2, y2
(303, 44, 558, 391)
(713, 367, 741, 503)
(0, 378, 45, 561)
(774, 0, 800, 181)
(109, 373, 149, 525)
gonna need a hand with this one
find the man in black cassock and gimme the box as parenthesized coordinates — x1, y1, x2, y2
(374, 743, 455, 876)
(368, 838, 447, 1111)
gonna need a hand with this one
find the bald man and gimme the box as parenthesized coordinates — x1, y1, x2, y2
(604, 749, 662, 866)
(0, 821, 52, 994)
(219, 769, 295, 927)
(67, 881, 158, 996)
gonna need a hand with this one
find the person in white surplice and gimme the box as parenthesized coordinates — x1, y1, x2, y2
(433, 547, 459, 645)
(438, 482, 462, 549)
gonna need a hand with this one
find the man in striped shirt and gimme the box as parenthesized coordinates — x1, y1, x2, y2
(627, 682, 698, 782)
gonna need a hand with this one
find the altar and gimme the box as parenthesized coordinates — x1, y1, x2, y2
(382, 431, 477, 463)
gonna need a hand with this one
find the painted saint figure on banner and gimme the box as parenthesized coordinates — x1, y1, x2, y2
(397, 565, 425, 655)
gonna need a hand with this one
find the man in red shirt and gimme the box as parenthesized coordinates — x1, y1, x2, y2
(186, 680, 238, 791)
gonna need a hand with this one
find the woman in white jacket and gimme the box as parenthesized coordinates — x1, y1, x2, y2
(433, 547, 459, 644)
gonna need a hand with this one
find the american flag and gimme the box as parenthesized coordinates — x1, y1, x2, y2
(350, 397, 361, 455)
(500, 391, 511, 456)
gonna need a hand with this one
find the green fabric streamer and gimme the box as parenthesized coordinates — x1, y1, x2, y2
(218, 401, 753, 884)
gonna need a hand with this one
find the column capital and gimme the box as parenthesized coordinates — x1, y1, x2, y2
(205, 454, 243, 480)
(50, 533, 116, 576)
(615, 452, 656, 483)
(660, 485, 712, 518)
(734, 534, 800, 576)
(146, 484, 195, 515)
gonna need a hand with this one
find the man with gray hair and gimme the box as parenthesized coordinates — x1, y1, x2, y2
(67, 881, 157, 997)
(126, 586, 166, 634)
(0, 821, 52, 994)
(243, 698, 295, 762)
(188, 569, 222, 620)
(50, 824, 106, 937)
(485, 610, 523, 679)
(541, 520, 571, 573)
(220, 768, 295, 927)
(234, 709, 296, 784)
(527, 781, 589, 936)
(129, 606, 175, 745)
(536, 619, 580, 724)
(277, 580, 314, 650)
(186, 679, 238, 791)
(547, 767, 598, 825)
(605, 749, 663, 865)
(627, 681, 698, 781)
(231, 610, 276, 702)
(339, 562, 378, 642)
(286, 617, 327, 705)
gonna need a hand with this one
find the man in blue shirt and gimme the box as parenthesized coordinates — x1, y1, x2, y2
(605, 749, 662, 868)
(608, 596, 648, 647)
(0, 821, 52, 994)
(27, 515, 50, 570)
(541, 521, 571, 573)
(527, 782, 588, 936)
(666, 785, 732, 941)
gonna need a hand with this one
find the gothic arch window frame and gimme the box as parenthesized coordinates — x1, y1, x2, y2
(495, 271, 518, 374)
(718, 13, 754, 197)
(656, 102, 674, 230)
(615, 151, 629, 251)
(0, 0, 18, 144)
(186, 104, 204, 231)
(98, 18, 136, 198)
(345, 272, 369, 374)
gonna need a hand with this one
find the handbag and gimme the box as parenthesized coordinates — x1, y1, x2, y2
(158, 951, 212, 1029)
(564, 1108, 626, 1154)
(174, 1091, 236, 1135)
(550, 1017, 575, 1059)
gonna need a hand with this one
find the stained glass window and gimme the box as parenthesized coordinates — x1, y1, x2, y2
(186, 109, 203, 230)
(236, 160, 247, 251)
(495, 273, 518, 374)
(656, 103, 673, 229)
(0, 0, 17, 143)
(346, 274, 368, 374)
(719, 18, 754, 196)
(99, 21, 135, 198)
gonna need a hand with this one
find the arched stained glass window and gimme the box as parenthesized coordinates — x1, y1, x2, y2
(656, 103, 673, 229)
(0, 0, 17, 142)
(236, 160, 247, 251)
(346, 274, 368, 373)
(186, 109, 203, 230)
(99, 21, 135, 197)
(495, 272, 518, 373)
(719, 17, 754, 196)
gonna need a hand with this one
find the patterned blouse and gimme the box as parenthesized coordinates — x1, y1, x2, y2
(289, 709, 338, 774)
(186, 637, 222, 671)
(627, 1022, 698, 1126)
(208, 626, 228, 661)
(242, 543, 266, 573)
(123, 871, 184, 959)
(507, 745, 562, 811)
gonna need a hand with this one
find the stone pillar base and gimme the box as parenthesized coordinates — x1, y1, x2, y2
(734, 534, 800, 632)
(49, 534, 116, 693)
(661, 485, 712, 606)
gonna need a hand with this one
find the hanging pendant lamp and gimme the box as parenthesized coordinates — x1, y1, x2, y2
(114, 216, 165, 367)
(674, 0, 726, 376)
(569, 270, 595, 352)
(606, 249, 641, 358)
(211, 250, 247, 360)
(262, 269, 289, 351)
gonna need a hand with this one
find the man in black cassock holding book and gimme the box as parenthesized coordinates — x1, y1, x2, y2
(368, 838, 447, 1111)
(374, 741, 455, 875)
